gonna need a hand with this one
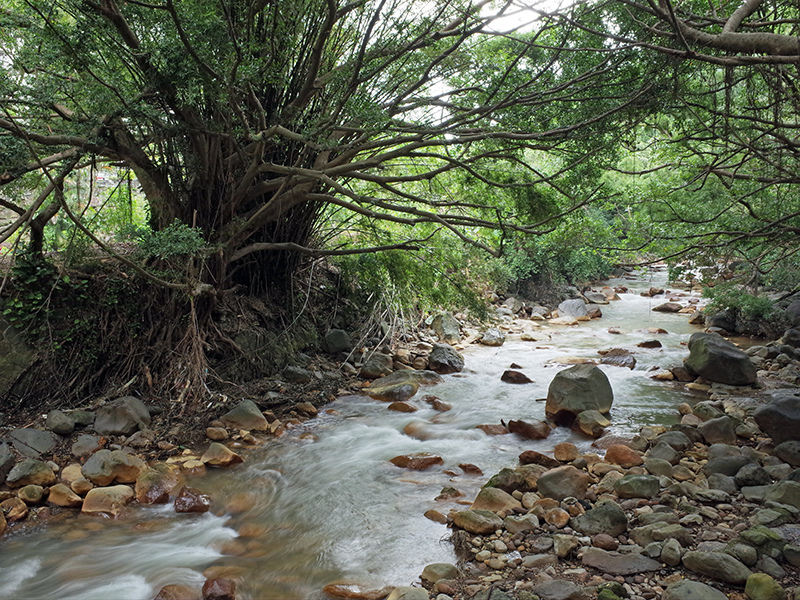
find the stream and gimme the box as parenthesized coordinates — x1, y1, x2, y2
(0, 271, 707, 599)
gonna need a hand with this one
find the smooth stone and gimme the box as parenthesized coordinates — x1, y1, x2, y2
(504, 514, 539, 534)
(698, 416, 738, 445)
(81, 449, 146, 486)
(174, 486, 211, 513)
(218, 399, 268, 431)
(153, 584, 202, 600)
(9, 428, 56, 457)
(682, 550, 753, 584)
(630, 522, 692, 547)
(47, 483, 83, 508)
(774, 441, 800, 467)
(71, 434, 102, 457)
(520, 554, 558, 568)
(545, 364, 613, 422)
(386, 588, 430, 600)
(390, 453, 443, 471)
(532, 579, 588, 600)
(451, 510, 503, 535)
(323, 329, 352, 353)
(17, 484, 44, 505)
(471, 487, 521, 513)
(685, 331, 757, 386)
(507, 419, 550, 440)
(614, 474, 660, 499)
(662, 580, 727, 600)
(201, 443, 244, 468)
(745, 573, 787, 600)
(537, 466, 590, 500)
(570, 499, 628, 537)
(646, 441, 681, 465)
(420, 563, 459, 584)
(754, 390, 800, 444)
(6, 458, 56, 488)
(81, 485, 135, 517)
(554, 443, 580, 462)
(479, 327, 505, 346)
(94, 396, 151, 435)
(574, 410, 610, 438)
(581, 547, 661, 575)
(604, 444, 643, 468)
(764, 480, 800, 510)
(135, 463, 184, 504)
(45, 409, 75, 436)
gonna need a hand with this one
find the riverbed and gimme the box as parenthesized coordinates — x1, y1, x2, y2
(0, 272, 707, 599)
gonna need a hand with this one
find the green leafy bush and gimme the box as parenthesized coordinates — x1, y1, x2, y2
(703, 284, 775, 321)
(136, 221, 206, 259)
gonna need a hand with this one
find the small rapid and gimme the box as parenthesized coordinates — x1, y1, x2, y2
(0, 272, 705, 600)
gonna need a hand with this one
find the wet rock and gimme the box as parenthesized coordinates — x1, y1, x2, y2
(0, 512, 5, 538)
(582, 547, 661, 575)
(431, 313, 461, 345)
(532, 579, 588, 600)
(682, 550, 753, 584)
(323, 582, 395, 600)
(421, 563, 459, 584)
(9, 428, 56, 457)
(554, 442, 580, 462)
(519, 450, 560, 469)
(471, 487, 521, 513)
(17, 484, 44, 505)
(501, 370, 532, 384)
(480, 327, 505, 346)
(537, 465, 590, 500)
(202, 577, 236, 600)
(153, 584, 202, 600)
(71, 434, 102, 457)
(175, 486, 211, 513)
(508, 419, 550, 440)
(604, 444, 643, 467)
(390, 453, 443, 470)
(387, 401, 417, 413)
(46, 409, 74, 436)
(774, 440, 800, 467)
(638, 339, 662, 348)
(600, 351, 637, 369)
(428, 343, 464, 374)
(573, 410, 610, 438)
(47, 483, 82, 508)
(360, 352, 394, 378)
(545, 364, 613, 423)
(662, 580, 727, 600)
(385, 588, 428, 600)
(201, 443, 244, 468)
(654, 302, 682, 312)
(81, 485, 135, 517)
(424, 396, 452, 412)
(94, 396, 151, 435)
(81, 449, 146, 486)
(570, 499, 628, 537)
(614, 474, 660, 498)
(206, 427, 228, 441)
(6, 458, 56, 488)
(369, 380, 419, 404)
(684, 332, 757, 385)
(558, 299, 588, 318)
(451, 509, 503, 535)
(698, 416, 737, 445)
(1, 497, 28, 522)
(135, 463, 184, 504)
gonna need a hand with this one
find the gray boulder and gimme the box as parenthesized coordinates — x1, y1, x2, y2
(775, 440, 800, 467)
(684, 332, 757, 385)
(682, 551, 752, 584)
(8, 428, 56, 458)
(323, 329, 351, 353)
(46, 410, 74, 436)
(94, 396, 151, 435)
(537, 465, 590, 500)
(754, 390, 800, 444)
(786, 301, 800, 327)
(764, 480, 800, 510)
(570, 499, 628, 537)
(360, 352, 393, 378)
(698, 416, 737, 445)
(545, 364, 613, 423)
(662, 580, 727, 600)
(219, 399, 268, 431)
(431, 313, 460, 344)
(614, 474, 660, 499)
(581, 547, 660, 575)
(479, 328, 505, 347)
(558, 298, 588, 318)
(428, 343, 464, 374)
(0, 443, 14, 482)
(6, 458, 56, 488)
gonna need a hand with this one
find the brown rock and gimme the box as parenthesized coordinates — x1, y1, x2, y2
(592, 534, 619, 550)
(508, 419, 550, 440)
(0, 511, 5, 538)
(1, 497, 28, 522)
(501, 370, 533, 384)
(459, 463, 483, 476)
(554, 443, 580, 463)
(17, 485, 44, 505)
(519, 450, 560, 469)
(471, 487, 522, 513)
(202, 577, 236, 600)
(544, 507, 571, 528)
(476, 424, 509, 435)
(136, 463, 184, 505)
(423, 396, 452, 411)
(424, 509, 448, 524)
(60, 463, 84, 485)
(175, 486, 212, 513)
(322, 582, 394, 600)
(604, 444, 643, 468)
(47, 483, 83, 508)
(201, 443, 244, 468)
(295, 402, 318, 417)
(653, 302, 682, 313)
(387, 401, 417, 413)
(153, 584, 202, 600)
(206, 427, 228, 441)
(390, 453, 443, 470)
(71, 477, 93, 496)
(81, 485, 135, 517)
(637, 340, 662, 349)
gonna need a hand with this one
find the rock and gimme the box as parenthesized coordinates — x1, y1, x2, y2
(684, 332, 757, 385)
(570, 499, 628, 537)
(282, 365, 312, 383)
(360, 352, 394, 378)
(6, 458, 56, 488)
(46, 409, 75, 436)
(9, 428, 57, 457)
(558, 298, 588, 318)
(554, 443, 580, 462)
(614, 474, 660, 498)
(1, 497, 27, 522)
(81, 449, 146, 486)
(81, 485, 135, 517)
(202, 577, 236, 600)
(0, 444, 14, 482)
(324, 329, 351, 353)
(644, 457, 673, 477)
(764, 480, 800, 509)
(431, 313, 461, 344)
(600, 350, 636, 370)
(519, 450, 560, 469)
(507, 419, 550, 440)
(745, 573, 786, 600)
(755, 390, 800, 444)
(661, 538, 683, 566)
(153, 584, 202, 600)
(201, 443, 244, 468)
(631, 522, 692, 547)
(545, 364, 613, 423)
(654, 430, 692, 451)
(428, 343, 464, 374)
(421, 563, 459, 584)
(532, 579, 588, 600)
(390, 453, 443, 470)
(504, 513, 539, 533)
(47, 483, 83, 508)
(736, 463, 773, 487)
(501, 370, 532, 384)
(654, 302, 682, 312)
(662, 580, 728, 600)
(774, 441, 800, 467)
(698, 416, 737, 445)
(451, 509, 503, 535)
(175, 486, 211, 513)
(484, 466, 542, 493)
(471, 487, 521, 513)
(537, 465, 590, 500)
(220, 399, 268, 431)
(582, 547, 661, 575)
(682, 550, 753, 584)
(573, 410, 610, 438)
(703, 455, 750, 477)
(638, 339, 662, 348)
(17, 484, 44, 505)
(387, 401, 416, 413)
(94, 396, 151, 435)
(71, 410, 95, 427)
(385, 588, 429, 600)
(480, 328, 505, 346)
(71, 434, 102, 457)
(323, 583, 396, 600)
(368, 375, 420, 403)
(477, 423, 508, 435)
(135, 463, 184, 504)
(604, 444, 643, 467)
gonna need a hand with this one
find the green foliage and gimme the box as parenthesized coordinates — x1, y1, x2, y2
(136, 221, 207, 260)
(703, 284, 776, 321)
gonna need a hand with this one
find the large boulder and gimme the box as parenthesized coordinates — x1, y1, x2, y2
(219, 399, 268, 431)
(681, 551, 752, 585)
(479, 328, 505, 347)
(81, 485, 135, 517)
(754, 390, 800, 444)
(6, 458, 56, 488)
(662, 580, 727, 600)
(451, 509, 504, 535)
(545, 364, 613, 423)
(558, 299, 588, 318)
(431, 313, 460, 344)
(81, 449, 146, 486)
(135, 463, 184, 504)
(360, 352, 394, 379)
(684, 332, 757, 386)
(428, 343, 464, 374)
(537, 465, 591, 500)
(323, 329, 351, 353)
(94, 396, 151, 435)
(786, 301, 800, 327)
(570, 499, 628, 537)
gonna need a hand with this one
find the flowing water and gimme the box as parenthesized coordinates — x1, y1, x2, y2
(0, 271, 707, 599)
